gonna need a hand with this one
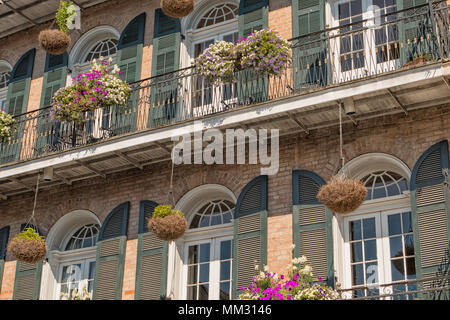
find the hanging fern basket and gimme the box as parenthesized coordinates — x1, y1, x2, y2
(317, 173, 368, 214)
(147, 205, 187, 241)
(39, 29, 71, 55)
(8, 228, 47, 264)
(160, 0, 194, 18)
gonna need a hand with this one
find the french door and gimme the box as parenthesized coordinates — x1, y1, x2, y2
(183, 236, 233, 300)
(57, 259, 96, 300)
(192, 32, 239, 117)
(332, 0, 401, 83)
(343, 208, 417, 299)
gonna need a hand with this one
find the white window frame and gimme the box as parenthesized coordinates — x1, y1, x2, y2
(181, 234, 233, 300)
(0, 61, 12, 110)
(55, 257, 96, 300)
(329, 0, 401, 83)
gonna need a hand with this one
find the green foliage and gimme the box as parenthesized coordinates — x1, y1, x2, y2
(152, 205, 185, 218)
(56, 1, 76, 34)
(13, 227, 45, 242)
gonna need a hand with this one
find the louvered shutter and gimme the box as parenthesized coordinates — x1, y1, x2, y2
(232, 175, 268, 298)
(398, 0, 434, 66)
(148, 9, 181, 128)
(292, 170, 334, 286)
(410, 140, 450, 294)
(292, 0, 327, 90)
(135, 200, 169, 300)
(93, 202, 129, 300)
(237, 0, 269, 105)
(0, 49, 35, 165)
(13, 224, 43, 300)
(111, 13, 146, 136)
(0, 226, 10, 293)
(34, 53, 68, 157)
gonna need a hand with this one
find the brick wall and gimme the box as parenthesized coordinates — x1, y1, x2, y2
(0, 104, 449, 295)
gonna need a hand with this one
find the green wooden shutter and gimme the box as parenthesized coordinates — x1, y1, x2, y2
(292, 170, 334, 286)
(232, 175, 268, 298)
(34, 53, 68, 157)
(93, 202, 130, 300)
(13, 224, 43, 300)
(0, 226, 10, 293)
(111, 13, 146, 136)
(149, 9, 181, 128)
(292, 0, 327, 90)
(0, 49, 35, 165)
(237, 0, 269, 105)
(398, 0, 434, 66)
(410, 140, 450, 297)
(135, 200, 169, 300)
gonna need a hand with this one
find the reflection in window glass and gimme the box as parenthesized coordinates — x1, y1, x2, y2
(362, 171, 409, 200)
(190, 200, 235, 229)
(65, 224, 100, 251)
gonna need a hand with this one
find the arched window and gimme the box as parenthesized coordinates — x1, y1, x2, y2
(43, 210, 100, 300)
(173, 184, 236, 300)
(362, 170, 409, 200)
(336, 154, 416, 300)
(196, 3, 238, 29)
(84, 39, 118, 62)
(0, 61, 12, 109)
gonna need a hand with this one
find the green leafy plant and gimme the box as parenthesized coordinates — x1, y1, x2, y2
(56, 1, 76, 34)
(13, 227, 45, 242)
(152, 205, 184, 218)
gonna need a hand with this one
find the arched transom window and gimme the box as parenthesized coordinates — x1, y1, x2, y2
(64, 224, 100, 251)
(84, 39, 118, 62)
(362, 170, 409, 200)
(190, 199, 235, 229)
(196, 3, 238, 29)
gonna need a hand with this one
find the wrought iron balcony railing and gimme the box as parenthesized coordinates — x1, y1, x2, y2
(0, 1, 448, 166)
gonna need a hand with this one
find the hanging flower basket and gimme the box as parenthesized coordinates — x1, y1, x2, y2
(8, 228, 47, 264)
(0, 109, 15, 142)
(236, 29, 291, 76)
(51, 57, 132, 123)
(147, 205, 187, 241)
(39, 29, 71, 55)
(160, 0, 194, 18)
(317, 173, 368, 214)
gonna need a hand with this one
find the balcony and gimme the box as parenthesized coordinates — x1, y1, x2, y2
(0, 2, 449, 197)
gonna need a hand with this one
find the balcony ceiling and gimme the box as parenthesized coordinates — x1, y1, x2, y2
(0, 63, 449, 200)
(0, 0, 112, 39)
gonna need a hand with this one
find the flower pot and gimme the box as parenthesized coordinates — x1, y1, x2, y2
(39, 29, 71, 55)
(317, 174, 368, 214)
(160, 0, 194, 18)
(8, 238, 47, 264)
(148, 214, 187, 241)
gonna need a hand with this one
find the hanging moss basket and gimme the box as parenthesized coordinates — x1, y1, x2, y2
(160, 0, 194, 18)
(317, 173, 368, 214)
(147, 205, 187, 241)
(39, 29, 71, 55)
(7, 228, 47, 264)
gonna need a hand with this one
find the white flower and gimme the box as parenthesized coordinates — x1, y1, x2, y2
(263, 265, 269, 272)
(290, 244, 296, 250)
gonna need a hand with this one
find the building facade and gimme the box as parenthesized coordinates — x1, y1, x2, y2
(0, 0, 449, 300)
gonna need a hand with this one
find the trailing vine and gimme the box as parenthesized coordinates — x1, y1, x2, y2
(56, 1, 76, 34)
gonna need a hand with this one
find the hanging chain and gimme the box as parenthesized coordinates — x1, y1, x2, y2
(168, 142, 176, 207)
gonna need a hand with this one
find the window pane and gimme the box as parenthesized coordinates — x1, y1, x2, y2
(364, 239, 377, 261)
(351, 220, 362, 241)
(220, 282, 230, 300)
(404, 234, 415, 256)
(188, 265, 198, 285)
(351, 242, 363, 262)
(198, 284, 209, 300)
(189, 245, 198, 264)
(187, 285, 197, 299)
(389, 236, 403, 258)
(402, 212, 412, 233)
(220, 240, 232, 260)
(200, 243, 210, 263)
(366, 262, 378, 285)
(199, 263, 210, 283)
(406, 257, 416, 279)
(363, 218, 376, 239)
(220, 261, 231, 281)
(352, 263, 364, 285)
(391, 258, 405, 281)
(388, 214, 402, 235)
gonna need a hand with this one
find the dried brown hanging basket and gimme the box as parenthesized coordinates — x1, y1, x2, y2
(39, 29, 71, 55)
(317, 173, 368, 214)
(147, 205, 187, 241)
(160, 0, 194, 18)
(7, 228, 47, 264)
